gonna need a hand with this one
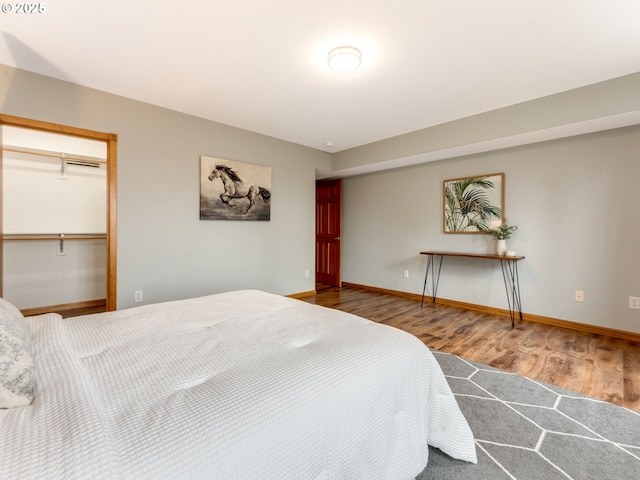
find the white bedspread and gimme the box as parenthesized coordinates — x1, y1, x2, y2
(0, 290, 476, 479)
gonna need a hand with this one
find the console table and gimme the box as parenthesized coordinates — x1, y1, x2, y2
(420, 251, 525, 328)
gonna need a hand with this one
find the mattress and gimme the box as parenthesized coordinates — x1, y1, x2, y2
(0, 290, 476, 479)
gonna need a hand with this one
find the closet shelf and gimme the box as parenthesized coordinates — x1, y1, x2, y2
(2, 145, 107, 164)
(3, 233, 107, 241)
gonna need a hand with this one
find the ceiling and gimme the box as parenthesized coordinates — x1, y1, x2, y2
(1, 1, 639, 153)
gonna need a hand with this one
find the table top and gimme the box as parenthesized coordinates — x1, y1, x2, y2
(420, 251, 525, 261)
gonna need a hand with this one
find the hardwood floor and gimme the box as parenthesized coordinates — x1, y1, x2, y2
(303, 284, 640, 413)
(58, 304, 107, 318)
(23, 300, 107, 319)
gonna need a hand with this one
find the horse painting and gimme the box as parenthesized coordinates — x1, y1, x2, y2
(208, 164, 271, 214)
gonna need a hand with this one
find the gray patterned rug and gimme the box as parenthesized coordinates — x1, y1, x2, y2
(418, 350, 640, 479)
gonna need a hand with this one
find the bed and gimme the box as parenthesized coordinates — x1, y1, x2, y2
(1, 289, 476, 479)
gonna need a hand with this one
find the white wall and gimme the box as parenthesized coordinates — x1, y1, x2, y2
(342, 125, 640, 334)
(3, 155, 106, 234)
(1, 65, 332, 308)
(2, 127, 108, 308)
(3, 239, 106, 308)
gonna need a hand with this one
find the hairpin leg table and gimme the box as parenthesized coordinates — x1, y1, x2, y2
(420, 251, 525, 328)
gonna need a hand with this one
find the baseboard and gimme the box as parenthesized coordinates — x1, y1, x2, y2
(287, 290, 317, 299)
(341, 282, 640, 343)
(21, 299, 107, 317)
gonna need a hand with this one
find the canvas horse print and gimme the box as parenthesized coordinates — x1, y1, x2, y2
(200, 156, 271, 221)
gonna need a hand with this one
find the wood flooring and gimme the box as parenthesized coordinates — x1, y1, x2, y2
(303, 284, 640, 413)
(51, 302, 106, 318)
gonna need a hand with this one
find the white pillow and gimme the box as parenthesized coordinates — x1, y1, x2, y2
(0, 297, 36, 408)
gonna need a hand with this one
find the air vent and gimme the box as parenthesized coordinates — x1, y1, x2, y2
(67, 160, 101, 168)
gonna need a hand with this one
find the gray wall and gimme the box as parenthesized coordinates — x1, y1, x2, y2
(342, 125, 640, 333)
(333, 72, 640, 175)
(3, 65, 639, 334)
(1, 65, 332, 308)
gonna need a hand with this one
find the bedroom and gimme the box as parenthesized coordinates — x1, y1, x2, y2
(1, 1, 640, 478)
(0, 2, 638, 335)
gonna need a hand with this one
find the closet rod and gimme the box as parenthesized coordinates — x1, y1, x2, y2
(3, 233, 107, 241)
(2, 145, 107, 164)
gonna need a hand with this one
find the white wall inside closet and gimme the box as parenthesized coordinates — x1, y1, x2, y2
(2, 126, 107, 309)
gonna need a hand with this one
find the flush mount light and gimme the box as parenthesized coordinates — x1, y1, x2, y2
(327, 46, 362, 72)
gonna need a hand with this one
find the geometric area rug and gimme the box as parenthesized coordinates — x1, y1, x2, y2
(417, 350, 640, 479)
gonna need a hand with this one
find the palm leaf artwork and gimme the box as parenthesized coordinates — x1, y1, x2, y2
(444, 175, 502, 232)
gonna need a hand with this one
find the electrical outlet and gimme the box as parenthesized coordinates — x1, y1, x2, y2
(575, 290, 584, 302)
(134, 290, 143, 302)
(403, 269, 409, 278)
(629, 296, 640, 310)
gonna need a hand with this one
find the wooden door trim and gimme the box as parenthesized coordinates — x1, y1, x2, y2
(0, 114, 118, 311)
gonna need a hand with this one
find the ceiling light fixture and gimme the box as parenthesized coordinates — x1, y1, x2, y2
(327, 46, 362, 72)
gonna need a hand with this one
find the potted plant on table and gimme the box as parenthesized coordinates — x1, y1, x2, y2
(483, 219, 518, 255)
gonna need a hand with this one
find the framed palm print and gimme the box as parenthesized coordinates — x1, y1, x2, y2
(443, 173, 504, 233)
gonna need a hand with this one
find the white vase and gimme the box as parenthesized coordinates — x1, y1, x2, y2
(496, 239, 507, 256)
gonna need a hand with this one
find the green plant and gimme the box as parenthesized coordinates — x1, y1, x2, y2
(444, 176, 502, 232)
(483, 219, 518, 240)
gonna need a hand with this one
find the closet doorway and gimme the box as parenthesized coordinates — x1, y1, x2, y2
(0, 114, 117, 313)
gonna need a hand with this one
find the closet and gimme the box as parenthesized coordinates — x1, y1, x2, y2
(0, 115, 117, 314)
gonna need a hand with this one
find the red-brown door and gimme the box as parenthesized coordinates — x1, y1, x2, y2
(315, 179, 342, 286)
